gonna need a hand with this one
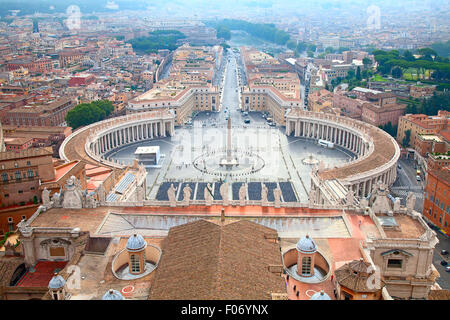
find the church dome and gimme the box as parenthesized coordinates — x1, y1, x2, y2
(102, 289, 124, 300)
(126, 233, 147, 252)
(310, 290, 331, 300)
(48, 273, 66, 289)
(296, 235, 317, 254)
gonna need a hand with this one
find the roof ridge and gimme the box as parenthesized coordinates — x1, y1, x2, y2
(212, 221, 225, 299)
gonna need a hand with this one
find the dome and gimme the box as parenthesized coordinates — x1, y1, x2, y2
(296, 235, 317, 254)
(102, 289, 124, 300)
(126, 233, 147, 251)
(310, 290, 331, 300)
(48, 273, 66, 289)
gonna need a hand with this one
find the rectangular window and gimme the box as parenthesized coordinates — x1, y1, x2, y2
(387, 259, 403, 269)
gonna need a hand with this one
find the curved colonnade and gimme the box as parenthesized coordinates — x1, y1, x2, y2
(60, 110, 176, 169)
(286, 109, 400, 202)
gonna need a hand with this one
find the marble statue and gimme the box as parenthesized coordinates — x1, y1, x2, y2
(394, 197, 401, 212)
(370, 181, 393, 215)
(239, 183, 247, 206)
(220, 182, 229, 206)
(97, 184, 106, 203)
(136, 185, 145, 202)
(52, 189, 63, 208)
(182, 184, 192, 205)
(274, 186, 282, 208)
(62, 176, 84, 209)
(406, 192, 416, 213)
(309, 187, 317, 207)
(42, 188, 51, 207)
(204, 183, 213, 205)
(346, 189, 355, 207)
(84, 193, 98, 208)
(168, 184, 177, 206)
(261, 184, 268, 205)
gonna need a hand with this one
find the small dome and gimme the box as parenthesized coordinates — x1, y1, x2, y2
(48, 273, 66, 289)
(126, 233, 146, 251)
(296, 235, 317, 254)
(102, 289, 124, 300)
(310, 290, 331, 300)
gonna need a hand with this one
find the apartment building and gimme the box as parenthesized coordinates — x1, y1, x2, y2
(423, 167, 450, 234)
(397, 111, 449, 149)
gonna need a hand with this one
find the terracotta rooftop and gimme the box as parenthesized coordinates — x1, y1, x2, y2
(334, 259, 383, 293)
(149, 219, 286, 300)
(380, 214, 425, 239)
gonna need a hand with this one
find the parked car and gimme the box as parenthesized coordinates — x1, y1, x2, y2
(397, 164, 402, 169)
(440, 260, 448, 266)
(416, 175, 421, 181)
(442, 249, 449, 256)
(244, 118, 250, 124)
(446, 266, 450, 273)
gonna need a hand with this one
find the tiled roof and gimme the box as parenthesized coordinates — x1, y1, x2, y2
(334, 259, 383, 293)
(149, 219, 286, 300)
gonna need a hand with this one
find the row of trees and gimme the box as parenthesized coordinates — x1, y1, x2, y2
(66, 100, 114, 129)
(127, 30, 186, 54)
(404, 91, 450, 116)
(378, 122, 398, 138)
(373, 49, 450, 81)
(216, 25, 231, 40)
(209, 19, 291, 45)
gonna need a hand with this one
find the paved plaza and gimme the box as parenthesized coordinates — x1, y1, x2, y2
(107, 51, 353, 201)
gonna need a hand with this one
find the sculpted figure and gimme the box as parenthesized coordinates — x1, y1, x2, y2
(168, 184, 177, 203)
(204, 183, 213, 205)
(274, 186, 282, 207)
(261, 184, 268, 204)
(42, 188, 51, 207)
(239, 183, 247, 206)
(220, 182, 229, 206)
(182, 184, 192, 205)
(406, 192, 416, 213)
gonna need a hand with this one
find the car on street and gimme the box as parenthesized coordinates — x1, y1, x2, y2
(244, 118, 250, 124)
(446, 266, 450, 273)
(398, 164, 402, 169)
(442, 249, 449, 255)
(416, 175, 421, 181)
(440, 260, 448, 266)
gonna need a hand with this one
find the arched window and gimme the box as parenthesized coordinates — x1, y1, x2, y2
(15, 171, 21, 180)
(302, 256, 312, 276)
(1, 172, 8, 182)
(27, 170, 33, 178)
(130, 254, 140, 273)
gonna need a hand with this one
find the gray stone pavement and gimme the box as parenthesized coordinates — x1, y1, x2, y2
(108, 52, 352, 202)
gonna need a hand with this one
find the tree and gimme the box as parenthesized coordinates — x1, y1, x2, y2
(402, 129, 411, 148)
(325, 46, 334, 54)
(362, 57, 372, 69)
(296, 42, 307, 53)
(216, 25, 231, 40)
(307, 50, 314, 58)
(65, 100, 114, 129)
(356, 66, 362, 80)
(392, 66, 403, 78)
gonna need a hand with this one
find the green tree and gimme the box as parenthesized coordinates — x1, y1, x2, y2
(216, 25, 231, 40)
(402, 129, 411, 148)
(356, 66, 362, 80)
(392, 66, 403, 78)
(362, 57, 372, 69)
